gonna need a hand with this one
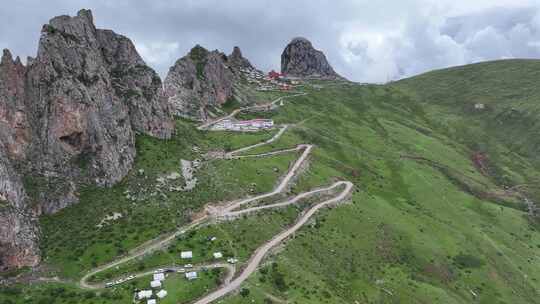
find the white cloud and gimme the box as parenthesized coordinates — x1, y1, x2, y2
(2, 1, 540, 82)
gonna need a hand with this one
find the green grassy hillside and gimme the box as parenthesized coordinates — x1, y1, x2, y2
(3, 61, 540, 304)
(394, 59, 540, 201)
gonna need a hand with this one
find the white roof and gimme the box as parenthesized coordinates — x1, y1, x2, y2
(213, 252, 223, 259)
(147, 300, 157, 304)
(181, 251, 193, 259)
(153, 272, 165, 281)
(138, 290, 153, 299)
(157, 289, 168, 298)
(150, 280, 162, 288)
(185, 271, 198, 279)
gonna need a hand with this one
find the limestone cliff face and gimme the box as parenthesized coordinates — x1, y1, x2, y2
(0, 9, 173, 270)
(281, 37, 343, 79)
(0, 50, 39, 271)
(164, 45, 234, 121)
(0, 50, 30, 162)
(0, 146, 40, 271)
(164, 45, 257, 121)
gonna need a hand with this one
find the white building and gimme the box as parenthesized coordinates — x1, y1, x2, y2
(153, 272, 165, 281)
(212, 119, 274, 131)
(181, 251, 193, 259)
(234, 119, 274, 129)
(157, 289, 168, 298)
(150, 280, 162, 288)
(137, 290, 152, 299)
(185, 271, 198, 280)
(147, 300, 157, 304)
(213, 252, 223, 259)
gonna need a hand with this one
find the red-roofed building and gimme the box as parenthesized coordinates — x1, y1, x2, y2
(268, 70, 283, 79)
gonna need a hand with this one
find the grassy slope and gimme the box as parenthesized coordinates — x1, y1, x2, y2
(220, 80, 540, 304)
(393, 59, 540, 200)
(4, 61, 540, 304)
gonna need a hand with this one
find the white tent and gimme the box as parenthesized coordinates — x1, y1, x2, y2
(153, 272, 165, 281)
(181, 251, 193, 259)
(137, 290, 152, 299)
(150, 280, 162, 288)
(185, 271, 198, 280)
(213, 252, 223, 259)
(157, 289, 168, 298)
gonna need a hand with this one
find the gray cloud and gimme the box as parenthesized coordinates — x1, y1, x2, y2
(1, 1, 539, 82)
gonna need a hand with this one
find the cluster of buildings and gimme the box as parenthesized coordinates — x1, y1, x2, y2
(211, 118, 274, 132)
(136, 270, 169, 304)
(123, 238, 239, 304)
(240, 67, 300, 92)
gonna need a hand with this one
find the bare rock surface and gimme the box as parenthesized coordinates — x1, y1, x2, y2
(228, 46, 254, 71)
(281, 37, 343, 79)
(164, 45, 258, 121)
(0, 9, 173, 271)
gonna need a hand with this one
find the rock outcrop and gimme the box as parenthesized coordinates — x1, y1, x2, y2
(164, 45, 257, 121)
(164, 45, 234, 121)
(228, 46, 254, 71)
(0, 9, 173, 271)
(281, 37, 342, 79)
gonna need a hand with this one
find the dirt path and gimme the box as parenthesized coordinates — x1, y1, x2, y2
(198, 92, 306, 131)
(193, 181, 353, 304)
(80, 145, 311, 289)
(226, 124, 289, 157)
(79, 90, 354, 304)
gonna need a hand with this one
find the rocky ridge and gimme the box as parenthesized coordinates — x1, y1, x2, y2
(164, 45, 257, 121)
(0, 9, 173, 271)
(281, 37, 343, 79)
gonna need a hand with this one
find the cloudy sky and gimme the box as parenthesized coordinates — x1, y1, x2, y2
(1, 0, 540, 82)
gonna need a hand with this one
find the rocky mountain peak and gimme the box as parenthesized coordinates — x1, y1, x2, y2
(228, 46, 254, 70)
(0, 9, 173, 271)
(189, 44, 209, 59)
(290, 37, 312, 46)
(231, 46, 243, 58)
(281, 37, 343, 79)
(164, 46, 235, 121)
(1, 49, 13, 64)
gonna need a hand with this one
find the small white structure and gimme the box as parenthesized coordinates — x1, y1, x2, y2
(137, 290, 153, 299)
(474, 103, 485, 110)
(185, 271, 198, 280)
(213, 252, 223, 259)
(153, 272, 165, 281)
(157, 289, 168, 298)
(147, 300, 157, 304)
(227, 257, 238, 264)
(181, 251, 193, 259)
(150, 280, 162, 288)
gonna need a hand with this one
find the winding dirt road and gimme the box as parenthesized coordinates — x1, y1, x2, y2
(198, 92, 306, 131)
(194, 181, 353, 304)
(79, 90, 354, 304)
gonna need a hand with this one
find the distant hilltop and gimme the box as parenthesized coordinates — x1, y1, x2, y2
(281, 37, 343, 80)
